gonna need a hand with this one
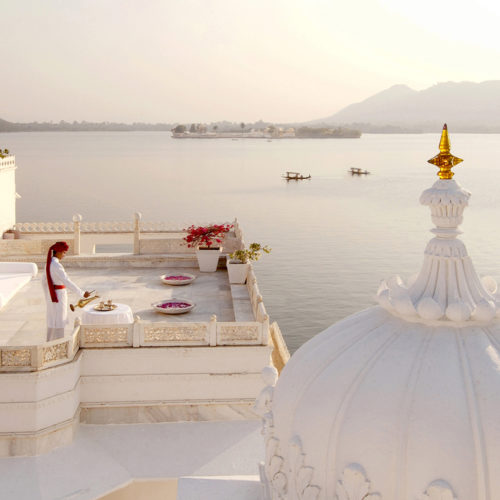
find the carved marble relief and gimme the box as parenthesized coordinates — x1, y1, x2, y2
(422, 480, 457, 500)
(43, 342, 68, 364)
(1, 349, 31, 367)
(336, 464, 380, 500)
(83, 326, 129, 344)
(144, 324, 207, 342)
(218, 325, 260, 343)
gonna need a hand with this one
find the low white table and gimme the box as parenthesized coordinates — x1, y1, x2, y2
(82, 302, 134, 325)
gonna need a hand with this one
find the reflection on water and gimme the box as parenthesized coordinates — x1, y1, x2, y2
(2, 131, 500, 352)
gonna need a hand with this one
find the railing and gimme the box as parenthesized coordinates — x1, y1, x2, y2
(0, 326, 80, 372)
(246, 266, 270, 344)
(12, 214, 242, 256)
(78, 313, 268, 348)
(0, 311, 268, 372)
(0, 155, 16, 169)
(14, 215, 241, 234)
(14, 221, 74, 233)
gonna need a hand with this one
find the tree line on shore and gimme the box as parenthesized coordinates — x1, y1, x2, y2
(0, 117, 359, 137)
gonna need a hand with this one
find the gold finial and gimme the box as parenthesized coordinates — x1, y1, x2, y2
(427, 123, 463, 179)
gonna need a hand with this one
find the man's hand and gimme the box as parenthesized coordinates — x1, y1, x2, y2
(83, 291, 91, 298)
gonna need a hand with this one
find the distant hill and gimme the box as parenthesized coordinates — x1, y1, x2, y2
(4, 81, 500, 134)
(0, 118, 22, 132)
(314, 81, 500, 132)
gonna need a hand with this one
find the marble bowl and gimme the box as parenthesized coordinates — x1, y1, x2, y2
(160, 273, 196, 286)
(152, 299, 195, 314)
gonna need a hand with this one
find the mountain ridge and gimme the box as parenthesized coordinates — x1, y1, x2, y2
(315, 81, 500, 132)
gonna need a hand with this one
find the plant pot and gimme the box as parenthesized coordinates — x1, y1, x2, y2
(2, 231, 15, 240)
(196, 247, 222, 272)
(226, 258, 250, 284)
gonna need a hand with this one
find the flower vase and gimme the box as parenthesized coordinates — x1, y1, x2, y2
(226, 258, 250, 284)
(196, 247, 222, 272)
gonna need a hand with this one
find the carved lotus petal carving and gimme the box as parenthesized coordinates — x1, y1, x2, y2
(336, 464, 380, 500)
(422, 480, 457, 500)
(266, 436, 279, 459)
(272, 471, 287, 495)
(288, 435, 321, 500)
(302, 485, 321, 500)
(297, 466, 315, 494)
(265, 436, 287, 498)
(269, 455, 284, 477)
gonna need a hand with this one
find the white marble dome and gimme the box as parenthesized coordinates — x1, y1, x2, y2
(261, 128, 500, 500)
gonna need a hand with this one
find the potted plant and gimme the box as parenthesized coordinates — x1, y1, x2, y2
(2, 228, 16, 240)
(227, 243, 271, 284)
(183, 223, 233, 272)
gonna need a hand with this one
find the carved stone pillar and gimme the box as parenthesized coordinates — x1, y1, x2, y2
(134, 212, 142, 255)
(72, 214, 82, 255)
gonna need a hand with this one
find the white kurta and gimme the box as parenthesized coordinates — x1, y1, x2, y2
(42, 257, 84, 340)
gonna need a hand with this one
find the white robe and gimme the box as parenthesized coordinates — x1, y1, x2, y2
(42, 257, 83, 340)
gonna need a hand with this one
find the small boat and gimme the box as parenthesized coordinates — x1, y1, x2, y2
(282, 171, 311, 180)
(349, 167, 370, 175)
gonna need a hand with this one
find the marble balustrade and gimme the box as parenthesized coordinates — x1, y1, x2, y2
(0, 327, 80, 372)
(1, 316, 269, 372)
(6, 215, 243, 256)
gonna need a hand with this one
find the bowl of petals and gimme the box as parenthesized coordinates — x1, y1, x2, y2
(160, 273, 196, 286)
(152, 299, 195, 314)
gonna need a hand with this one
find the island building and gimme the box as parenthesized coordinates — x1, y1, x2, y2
(171, 129, 283, 139)
(1, 125, 498, 500)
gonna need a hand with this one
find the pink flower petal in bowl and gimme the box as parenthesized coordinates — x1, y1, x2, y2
(153, 299, 195, 314)
(160, 273, 196, 286)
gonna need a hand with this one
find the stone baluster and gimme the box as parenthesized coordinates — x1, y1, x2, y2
(209, 314, 217, 346)
(133, 315, 141, 347)
(134, 212, 142, 255)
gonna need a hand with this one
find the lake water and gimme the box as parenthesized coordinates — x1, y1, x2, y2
(2, 131, 500, 352)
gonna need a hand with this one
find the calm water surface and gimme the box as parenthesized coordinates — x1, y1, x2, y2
(2, 132, 500, 352)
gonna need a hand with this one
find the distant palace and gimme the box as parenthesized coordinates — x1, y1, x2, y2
(171, 125, 361, 139)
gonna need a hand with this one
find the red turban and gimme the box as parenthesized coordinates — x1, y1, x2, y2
(46, 241, 69, 302)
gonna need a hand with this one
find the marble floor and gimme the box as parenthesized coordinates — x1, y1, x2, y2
(0, 419, 263, 500)
(0, 267, 238, 346)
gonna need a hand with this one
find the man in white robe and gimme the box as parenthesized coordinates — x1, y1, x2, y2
(42, 241, 89, 341)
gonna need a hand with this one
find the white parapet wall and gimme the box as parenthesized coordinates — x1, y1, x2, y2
(0, 342, 272, 457)
(0, 155, 17, 236)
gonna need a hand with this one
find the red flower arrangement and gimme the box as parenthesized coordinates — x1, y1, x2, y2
(183, 223, 233, 249)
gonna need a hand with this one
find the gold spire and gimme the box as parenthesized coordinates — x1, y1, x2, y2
(427, 124, 463, 179)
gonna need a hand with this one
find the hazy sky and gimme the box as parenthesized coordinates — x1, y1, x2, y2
(2, 0, 500, 123)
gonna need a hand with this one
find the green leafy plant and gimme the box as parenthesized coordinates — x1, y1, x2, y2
(229, 243, 271, 263)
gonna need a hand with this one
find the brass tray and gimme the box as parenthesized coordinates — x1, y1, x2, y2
(93, 304, 118, 312)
